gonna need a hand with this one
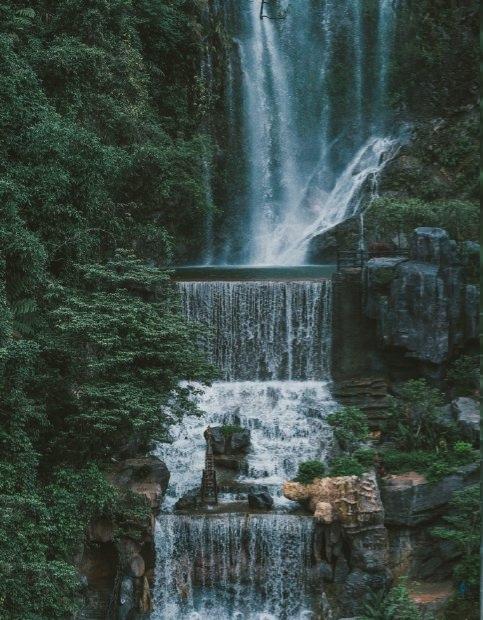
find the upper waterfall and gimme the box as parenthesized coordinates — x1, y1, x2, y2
(209, 0, 400, 265)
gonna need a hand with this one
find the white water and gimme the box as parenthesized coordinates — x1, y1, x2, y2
(209, 0, 400, 265)
(156, 380, 335, 509)
(152, 281, 337, 618)
(178, 281, 332, 381)
(152, 514, 317, 620)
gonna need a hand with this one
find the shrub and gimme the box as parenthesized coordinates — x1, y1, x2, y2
(386, 379, 446, 451)
(329, 456, 365, 477)
(327, 406, 369, 453)
(447, 355, 479, 396)
(432, 485, 480, 589)
(362, 578, 423, 620)
(294, 460, 326, 484)
(221, 424, 244, 437)
(353, 447, 376, 468)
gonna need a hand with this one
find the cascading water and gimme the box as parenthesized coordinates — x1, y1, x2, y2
(153, 514, 317, 620)
(210, 0, 400, 265)
(178, 281, 332, 381)
(153, 280, 336, 618)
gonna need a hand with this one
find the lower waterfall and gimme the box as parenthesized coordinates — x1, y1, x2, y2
(153, 279, 335, 619)
(152, 514, 317, 620)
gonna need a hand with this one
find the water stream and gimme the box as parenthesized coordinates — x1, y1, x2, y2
(153, 280, 336, 618)
(210, 0, 400, 265)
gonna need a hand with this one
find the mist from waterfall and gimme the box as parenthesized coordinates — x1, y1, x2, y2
(210, 0, 400, 265)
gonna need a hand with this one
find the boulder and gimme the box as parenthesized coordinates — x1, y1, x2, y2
(451, 397, 480, 443)
(381, 464, 479, 526)
(109, 456, 170, 511)
(409, 227, 453, 265)
(174, 488, 203, 511)
(247, 486, 274, 510)
(283, 473, 385, 529)
(205, 426, 250, 455)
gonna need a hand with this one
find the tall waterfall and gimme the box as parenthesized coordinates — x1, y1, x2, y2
(178, 281, 332, 381)
(153, 279, 336, 618)
(211, 0, 400, 265)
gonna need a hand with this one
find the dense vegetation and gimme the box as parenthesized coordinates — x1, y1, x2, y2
(0, 1, 216, 617)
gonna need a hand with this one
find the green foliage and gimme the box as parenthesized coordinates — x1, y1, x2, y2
(353, 447, 376, 469)
(362, 579, 423, 620)
(0, 0, 216, 616)
(385, 380, 446, 452)
(294, 460, 326, 484)
(381, 443, 478, 482)
(221, 425, 244, 437)
(329, 456, 365, 477)
(366, 197, 479, 244)
(447, 355, 479, 396)
(432, 485, 480, 588)
(327, 406, 369, 454)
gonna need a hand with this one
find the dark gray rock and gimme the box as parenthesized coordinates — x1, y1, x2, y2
(364, 228, 479, 369)
(247, 486, 274, 510)
(451, 397, 480, 443)
(381, 464, 479, 526)
(410, 227, 453, 265)
(230, 429, 251, 452)
(318, 560, 334, 582)
(174, 488, 202, 511)
(347, 525, 389, 572)
(208, 427, 227, 454)
(118, 576, 136, 620)
(464, 284, 479, 340)
(206, 426, 251, 455)
(340, 569, 390, 615)
(333, 556, 350, 584)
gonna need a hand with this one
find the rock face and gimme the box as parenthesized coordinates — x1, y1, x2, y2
(331, 268, 382, 380)
(381, 466, 478, 583)
(247, 486, 274, 510)
(205, 426, 250, 455)
(381, 465, 479, 527)
(284, 473, 390, 616)
(80, 456, 170, 619)
(364, 228, 479, 370)
(109, 456, 170, 511)
(331, 377, 390, 428)
(451, 397, 480, 443)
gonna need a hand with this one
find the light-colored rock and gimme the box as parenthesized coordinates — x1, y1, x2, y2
(283, 472, 384, 527)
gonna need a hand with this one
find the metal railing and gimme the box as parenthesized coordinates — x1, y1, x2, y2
(336, 248, 409, 270)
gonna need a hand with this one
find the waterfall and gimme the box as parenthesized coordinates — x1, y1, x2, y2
(178, 281, 332, 381)
(152, 278, 336, 617)
(156, 380, 335, 507)
(210, 0, 400, 265)
(152, 514, 318, 620)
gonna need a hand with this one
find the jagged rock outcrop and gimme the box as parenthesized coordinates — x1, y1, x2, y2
(247, 486, 274, 510)
(284, 473, 391, 616)
(80, 456, 170, 619)
(381, 466, 478, 583)
(364, 228, 479, 370)
(381, 464, 479, 527)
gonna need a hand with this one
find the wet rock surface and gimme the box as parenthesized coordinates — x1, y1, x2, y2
(247, 486, 274, 510)
(364, 228, 479, 368)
